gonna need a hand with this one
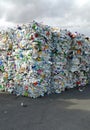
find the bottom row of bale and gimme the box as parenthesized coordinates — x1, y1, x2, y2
(0, 21, 90, 98)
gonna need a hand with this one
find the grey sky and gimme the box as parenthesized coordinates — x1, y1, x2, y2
(0, 0, 90, 36)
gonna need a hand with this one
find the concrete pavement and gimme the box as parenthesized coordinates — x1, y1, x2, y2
(0, 85, 90, 130)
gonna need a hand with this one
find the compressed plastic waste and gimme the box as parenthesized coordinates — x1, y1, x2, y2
(67, 33, 90, 88)
(5, 22, 52, 98)
(51, 29, 72, 93)
(0, 30, 8, 91)
(0, 21, 90, 98)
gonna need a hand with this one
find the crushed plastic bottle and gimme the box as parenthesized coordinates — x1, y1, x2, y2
(0, 21, 90, 97)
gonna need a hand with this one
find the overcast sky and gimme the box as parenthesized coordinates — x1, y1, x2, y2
(0, 0, 90, 36)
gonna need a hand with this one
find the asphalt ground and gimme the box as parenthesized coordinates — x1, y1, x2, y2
(0, 85, 90, 130)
